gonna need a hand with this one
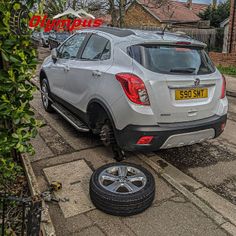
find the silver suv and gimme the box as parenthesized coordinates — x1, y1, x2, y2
(40, 28, 228, 158)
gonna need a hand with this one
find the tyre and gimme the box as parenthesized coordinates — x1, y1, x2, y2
(90, 162, 155, 216)
(41, 78, 54, 113)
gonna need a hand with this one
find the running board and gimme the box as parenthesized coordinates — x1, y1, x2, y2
(51, 103, 90, 132)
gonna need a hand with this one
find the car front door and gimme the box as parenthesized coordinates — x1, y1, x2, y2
(64, 33, 112, 113)
(46, 33, 87, 100)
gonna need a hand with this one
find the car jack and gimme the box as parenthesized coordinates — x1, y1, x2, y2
(111, 144, 126, 162)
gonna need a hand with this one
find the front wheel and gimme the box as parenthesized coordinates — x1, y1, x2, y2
(41, 78, 54, 113)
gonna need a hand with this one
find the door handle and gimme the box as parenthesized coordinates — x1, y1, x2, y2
(92, 70, 102, 77)
(62, 65, 70, 72)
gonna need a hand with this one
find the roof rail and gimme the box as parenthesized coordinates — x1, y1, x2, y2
(94, 27, 136, 37)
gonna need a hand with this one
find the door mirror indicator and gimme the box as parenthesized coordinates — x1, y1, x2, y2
(51, 48, 58, 63)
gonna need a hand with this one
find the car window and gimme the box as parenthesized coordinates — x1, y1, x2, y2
(81, 34, 110, 60)
(58, 34, 86, 60)
(128, 44, 215, 75)
(100, 41, 111, 60)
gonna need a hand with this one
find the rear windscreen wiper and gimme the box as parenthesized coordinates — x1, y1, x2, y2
(170, 67, 196, 73)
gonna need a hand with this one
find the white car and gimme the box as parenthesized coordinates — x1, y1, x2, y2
(40, 28, 228, 160)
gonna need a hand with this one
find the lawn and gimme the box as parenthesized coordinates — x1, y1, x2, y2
(217, 65, 236, 78)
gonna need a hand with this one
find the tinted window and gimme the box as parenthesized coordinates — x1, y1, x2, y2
(101, 41, 111, 60)
(58, 34, 86, 60)
(128, 45, 215, 75)
(57, 32, 70, 42)
(81, 34, 110, 60)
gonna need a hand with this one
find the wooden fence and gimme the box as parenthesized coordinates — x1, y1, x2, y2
(128, 26, 221, 51)
(171, 28, 217, 50)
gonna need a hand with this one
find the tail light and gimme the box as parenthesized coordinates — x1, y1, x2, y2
(115, 73, 150, 105)
(221, 75, 226, 99)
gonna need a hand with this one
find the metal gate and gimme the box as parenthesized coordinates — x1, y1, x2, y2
(0, 194, 42, 236)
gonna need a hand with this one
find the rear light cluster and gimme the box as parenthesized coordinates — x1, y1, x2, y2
(221, 75, 226, 99)
(115, 73, 150, 105)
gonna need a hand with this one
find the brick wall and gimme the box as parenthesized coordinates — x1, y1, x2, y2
(124, 2, 161, 28)
(209, 52, 236, 67)
(228, 0, 236, 53)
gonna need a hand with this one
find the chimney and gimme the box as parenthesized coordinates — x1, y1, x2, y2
(186, 0, 192, 10)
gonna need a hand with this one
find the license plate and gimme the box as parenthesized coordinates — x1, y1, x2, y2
(175, 88, 208, 100)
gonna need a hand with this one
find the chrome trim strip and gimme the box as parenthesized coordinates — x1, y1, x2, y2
(168, 84, 215, 89)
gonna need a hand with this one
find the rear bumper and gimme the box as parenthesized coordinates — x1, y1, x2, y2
(115, 115, 227, 151)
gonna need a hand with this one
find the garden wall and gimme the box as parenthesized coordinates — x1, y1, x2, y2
(209, 52, 236, 67)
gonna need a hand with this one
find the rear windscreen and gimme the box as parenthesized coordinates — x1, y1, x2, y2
(128, 45, 215, 75)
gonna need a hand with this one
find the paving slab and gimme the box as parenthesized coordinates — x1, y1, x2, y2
(225, 75, 236, 96)
(195, 187, 236, 226)
(45, 200, 94, 236)
(221, 222, 236, 236)
(123, 201, 228, 236)
(86, 209, 136, 236)
(32, 147, 113, 176)
(72, 226, 105, 236)
(43, 159, 95, 218)
(30, 134, 54, 162)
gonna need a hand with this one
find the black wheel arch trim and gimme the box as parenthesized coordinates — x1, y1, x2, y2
(87, 98, 118, 134)
(39, 69, 48, 85)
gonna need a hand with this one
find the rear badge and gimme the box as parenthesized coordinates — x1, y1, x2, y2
(194, 78, 200, 87)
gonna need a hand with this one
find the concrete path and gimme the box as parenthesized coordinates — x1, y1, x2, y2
(225, 75, 236, 97)
(28, 90, 235, 236)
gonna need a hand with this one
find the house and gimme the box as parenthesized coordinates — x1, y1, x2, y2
(220, 18, 229, 53)
(123, 0, 208, 28)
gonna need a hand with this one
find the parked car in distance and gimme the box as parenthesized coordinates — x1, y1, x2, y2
(48, 32, 70, 50)
(40, 31, 49, 47)
(31, 31, 41, 46)
(39, 28, 228, 160)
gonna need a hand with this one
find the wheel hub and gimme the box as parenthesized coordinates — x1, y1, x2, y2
(100, 124, 114, 146)
(41, 83, 49, 108)
(98, 165, 147, 194)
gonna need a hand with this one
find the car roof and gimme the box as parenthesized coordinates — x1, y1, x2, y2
(81, 27, 206, 48)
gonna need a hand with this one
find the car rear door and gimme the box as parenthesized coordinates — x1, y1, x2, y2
(63, 33, 112, 112)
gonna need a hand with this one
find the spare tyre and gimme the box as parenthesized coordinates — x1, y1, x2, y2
(89, 162, 155, 216)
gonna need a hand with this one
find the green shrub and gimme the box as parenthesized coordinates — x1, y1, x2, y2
(0, 1, 40, 190)
(218, 65, 236, 77)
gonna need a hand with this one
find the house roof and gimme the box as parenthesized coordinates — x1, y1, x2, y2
(136, 0, 208, 23)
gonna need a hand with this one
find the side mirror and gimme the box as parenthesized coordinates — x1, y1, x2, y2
(51, 48, 58, 63)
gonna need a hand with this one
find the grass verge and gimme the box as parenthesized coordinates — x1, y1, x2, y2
(217, 65, 236, 77)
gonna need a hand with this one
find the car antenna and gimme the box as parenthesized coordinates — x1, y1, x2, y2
(161, 24, 168, 35)
(161, 11, 175, 36)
